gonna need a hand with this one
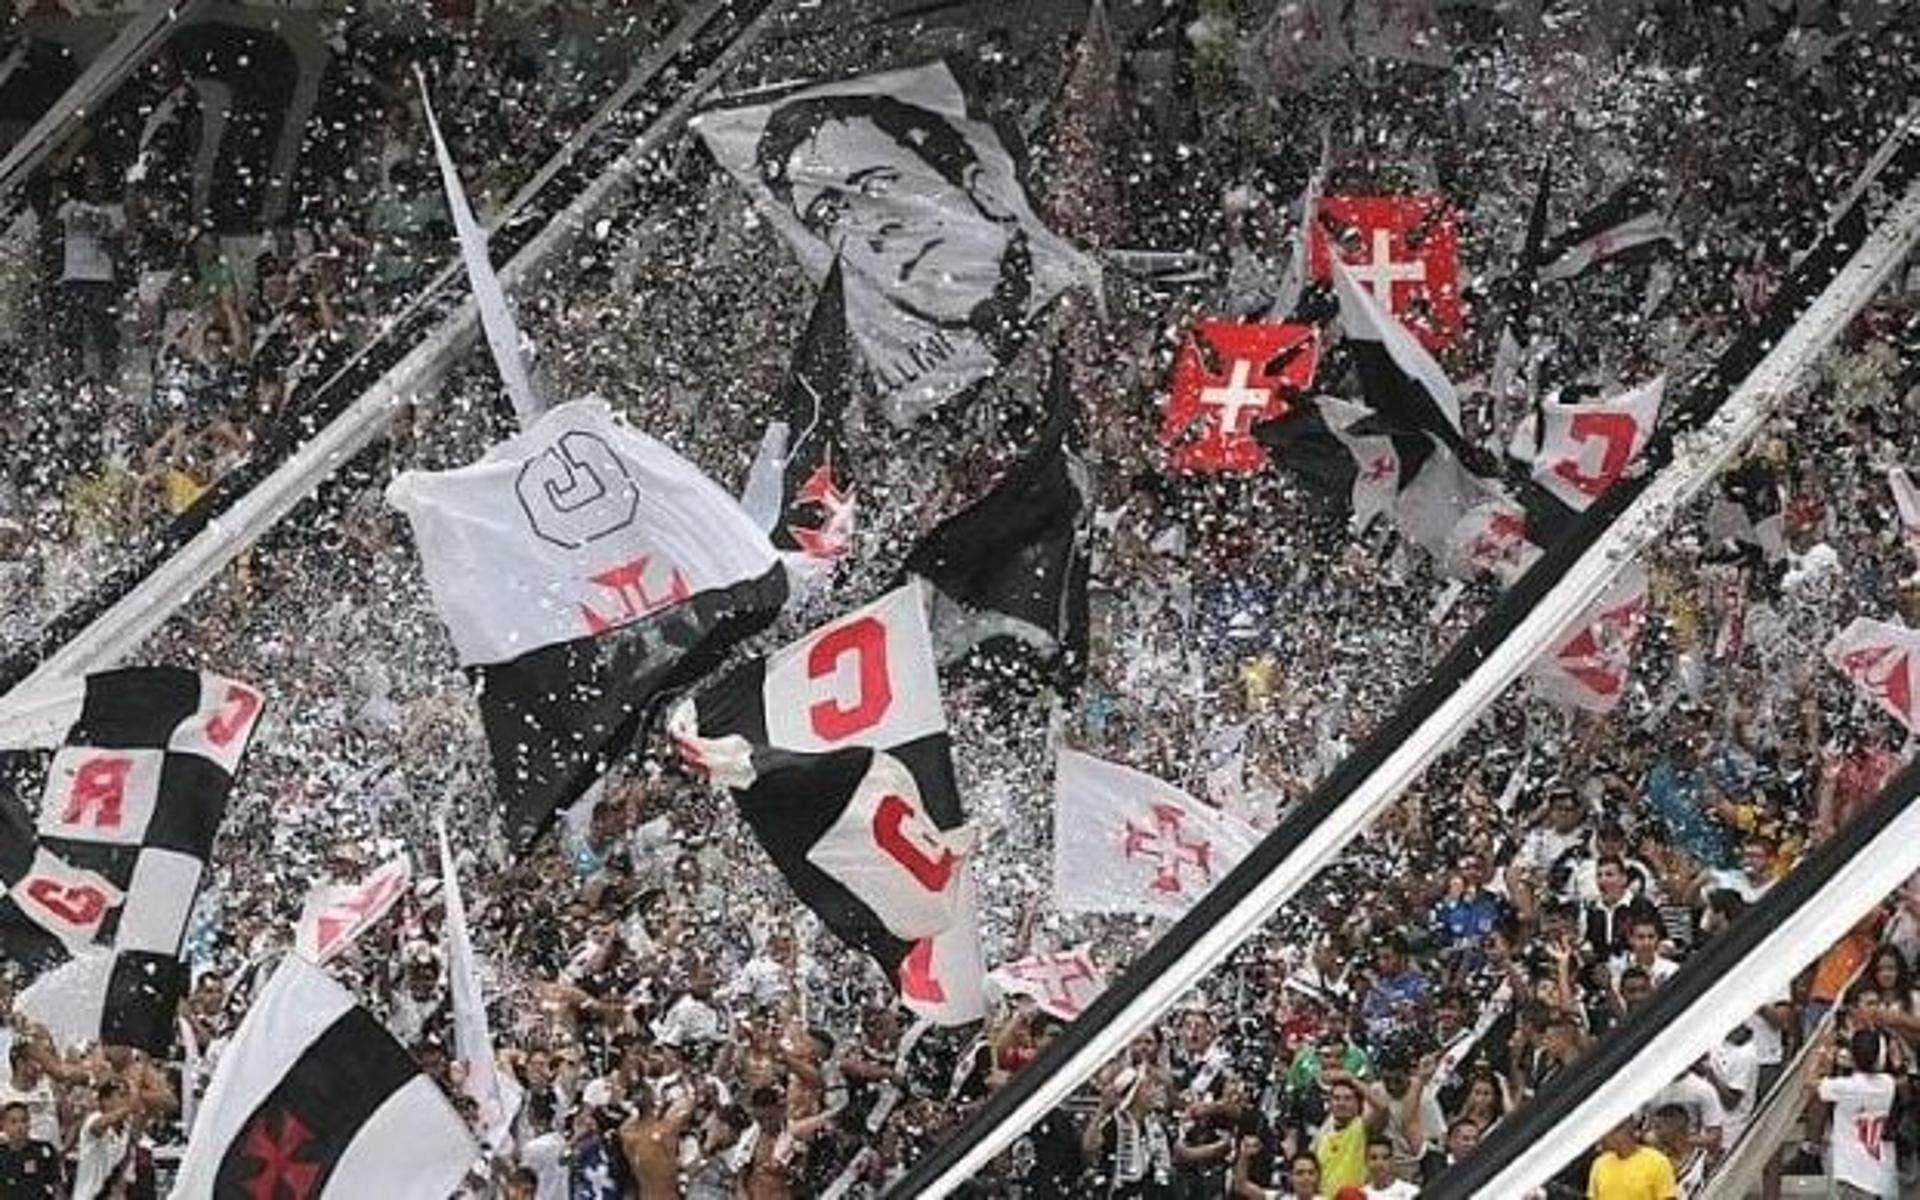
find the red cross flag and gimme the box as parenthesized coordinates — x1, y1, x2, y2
(988, 945, 1107, 1023)
(1826, 617, 1920, 733)
(293, 856, 411, 965)
(1310, 193, 1462, 350)
(1160, 321, 1319, 474)
(1528, 563, 1650, 713)
(1052, 748, 1260, 920)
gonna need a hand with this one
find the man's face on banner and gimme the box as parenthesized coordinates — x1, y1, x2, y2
(771, 106, 1013, 325)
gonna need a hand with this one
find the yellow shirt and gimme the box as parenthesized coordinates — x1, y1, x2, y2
(1314, 1116, 1367, 1194)
(1588, 1145, 1678, 1200)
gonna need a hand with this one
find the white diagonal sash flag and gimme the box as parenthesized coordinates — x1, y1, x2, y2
(1053, 748, 1259, 919)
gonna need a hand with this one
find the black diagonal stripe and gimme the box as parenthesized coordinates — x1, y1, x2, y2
(211, 1006, 421, 1199)
(68, 668, 201, 749)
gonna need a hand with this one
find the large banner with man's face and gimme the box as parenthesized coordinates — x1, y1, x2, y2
(693, 63, 1092, 426)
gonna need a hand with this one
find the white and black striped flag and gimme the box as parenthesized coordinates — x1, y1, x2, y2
(1537, 179, 1680, 283)
(172, 954, 478, 1198)
(0, 667, 262, 1055)
(388, 399, 789, 851)
(670, 584, 986, 1023)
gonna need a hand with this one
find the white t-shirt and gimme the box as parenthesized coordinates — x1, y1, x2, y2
(1744, 987, 1791, 1066)
(0, 1074, 61, 1146)
(1647, 1072, 1726, 1140)
(69, 1111, 130, 1200)
(1710, 1037, 1762, 1147)
(519, 1130, 569, 1200)
(1365, 1180, 1421, 1199)
(1819, 1072, 1898, 1196)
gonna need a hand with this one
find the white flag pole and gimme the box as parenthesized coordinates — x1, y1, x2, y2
(436, 814, 522, 1151)
(414, 67, 544, 429)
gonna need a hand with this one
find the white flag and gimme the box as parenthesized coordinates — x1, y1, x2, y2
(1890, 467, 1920, 568)
(988, 945, 1106, 1022)
(1053, 748, 1260, 920)
(1825, 617, 1920, 733)
(172, 956, 477, 1199)
(437, 818, 521, 1151)
(293, 856, 411, 965)
(1522, 377, 1665, 511)
(1529, 562, 1651, 713)
(898, 869, 988, 1027)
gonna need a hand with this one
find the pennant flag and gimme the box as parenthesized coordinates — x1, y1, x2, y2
(1513, 377, 1666, 511)
(172, 955, 478, 1199)
(387, 399, 789, 851)
(1528, 562, 1651, 713)
(437, 817, 521, 1152)
(988, 945, 1107, 1023)
(1159, 320, 1320, 473)
(670, 585, 984, 1022)
(1537, 179, 1680, 283)
(770, 259, 856, 567)
(1310, 192, 1463, 350)
(2, 667, 262, 1055)
(901, 356, 1091, 691)
(417, 69, 541, 427)
(1825, 617, 1920, 733)
(293, 856, 410, 966)
(1890, 467, 1920, 567)
(1052, 748, 1259, 920)
(692, 62, 1093, 426)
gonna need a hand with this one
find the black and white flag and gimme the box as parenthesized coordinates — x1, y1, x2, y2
(172, 954, 478, 1198)
(901, 354, 1091, 691)
(670, 584, 986, 1024)
(1537, 179, 1680, 283)
(0, 667, 262, 1055)
(693, 62, 1094, 426)
(387, 399, 789, 850)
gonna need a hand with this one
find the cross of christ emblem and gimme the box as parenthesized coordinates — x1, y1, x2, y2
(1004, 952, 1100, 1017)
(1347, 228, 1428, 304)
(1840, 644, 1914, 721)
(1122, 803, 1215, 895)
(787, 457, 855, 559)
(238, 1109, 321, 1200)
(1363, 453, 1397, 482)
(578, 554, 691, 634)
(1197, 360, 1275, 436)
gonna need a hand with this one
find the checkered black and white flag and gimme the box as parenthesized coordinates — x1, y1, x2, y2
(0, 667, 263, 1054)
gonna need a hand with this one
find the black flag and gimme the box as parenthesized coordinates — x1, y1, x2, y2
(773, 259, 856, 563)
(900, 355, 1091, 691)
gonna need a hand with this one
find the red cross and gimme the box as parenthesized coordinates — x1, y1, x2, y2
(1122, 803, 1215, 896)
(1841, 645, 1914, 721)
(238, 1109, 321, 1200)
(1469, 510, 1531, 569)
(787, 458, 855, 560)
(1363, 454, 1397, 482)
(1004, 952, 1099, 1017)
(578, 554, 691, 634)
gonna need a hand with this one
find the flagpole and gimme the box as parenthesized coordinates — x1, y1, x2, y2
(888, 109, 1920, 1200)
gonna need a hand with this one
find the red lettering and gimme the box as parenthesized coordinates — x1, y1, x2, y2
(24, 877, 109, 927)
(62, 757, 132, 829)
(899, 938, 946, 1004)
(872, 794, 957, 892)
(807, 617, 891, 742)
(1551, 411, 1638, 497)
(1858, 1114, 1887, 1159)
(205, 684, 263, 747)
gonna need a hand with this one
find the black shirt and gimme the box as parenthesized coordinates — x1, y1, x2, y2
(0, 1138, 61, 1199)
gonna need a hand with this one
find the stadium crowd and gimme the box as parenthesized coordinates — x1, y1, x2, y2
(4, 1, 1920, 1199)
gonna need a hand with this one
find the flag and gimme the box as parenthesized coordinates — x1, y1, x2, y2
(1512, 377, 1665, 511)
(293, 856, 410, 965)
(387, 399, 789, 850)
(691, 62, 1093, 426)
(901, 355, 1091, 690)
(1310, 193, 1463, 350)
(417, 69, 540, 426)
(1537, 179, 1679, 283)
(1159, 320, 1320, 473)
(897, 871, 988, 1027)
(1825, 618, 1920, 733)
(2, 667, 262, 1055)
(770, 259, 856, 566)
(437, 817, 521, 1152)
(670, 585, 984, 1022)
(1052, 748, 1260, 920)
(172, 955, 478, 1199)
(1890, 467, 1920, 568)
(988, 945, 1107, 1023)
(1528, 563, 1651, 713)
